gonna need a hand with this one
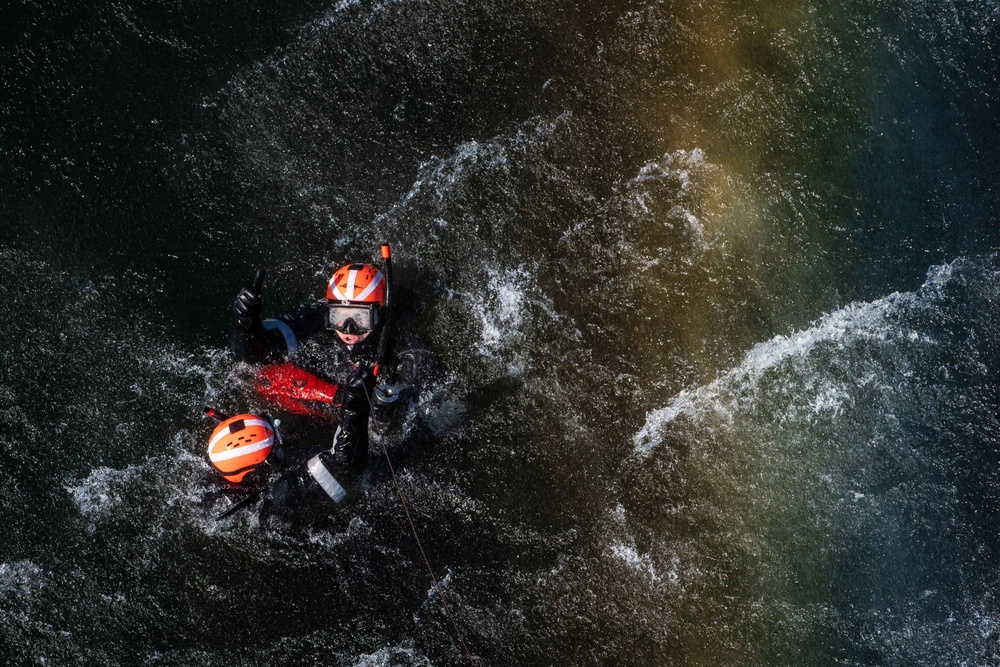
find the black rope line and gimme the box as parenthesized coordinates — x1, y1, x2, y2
(363, 380, 477, 666)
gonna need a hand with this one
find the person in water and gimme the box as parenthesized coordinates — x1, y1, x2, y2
(228, 254, 435, 508)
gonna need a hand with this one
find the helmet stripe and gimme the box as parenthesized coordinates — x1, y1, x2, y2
(207, 418, 273, 451)
(209, 436, 274, 463)
(345, 269, 358, 299)
(353, 271, 384, 301)
(329, 277, 347, 301)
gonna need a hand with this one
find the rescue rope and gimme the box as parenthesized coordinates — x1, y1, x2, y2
(363, 382, 478, 666)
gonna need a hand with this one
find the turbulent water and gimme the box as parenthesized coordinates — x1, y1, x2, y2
(2, 1, 999, 665)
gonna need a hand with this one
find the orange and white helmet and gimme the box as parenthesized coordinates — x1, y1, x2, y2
(326, 263, 386, 305)
(325, 263, 386, 334)
(207, 414, 276, 483)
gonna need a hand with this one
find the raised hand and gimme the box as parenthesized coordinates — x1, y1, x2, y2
(233, 267, 266, 329)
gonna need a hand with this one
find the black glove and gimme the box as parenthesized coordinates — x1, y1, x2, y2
(232, 268, 266, 330)
(341, 364, 376, 414)
(333, 364, 376, 467)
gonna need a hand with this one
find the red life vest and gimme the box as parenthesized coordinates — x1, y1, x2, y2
(253, 362, 340, 421)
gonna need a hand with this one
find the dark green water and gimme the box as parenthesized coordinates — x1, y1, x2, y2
(2, 1, 999, 665)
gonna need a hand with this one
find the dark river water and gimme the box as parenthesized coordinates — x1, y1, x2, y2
(2, 1, 999, 665)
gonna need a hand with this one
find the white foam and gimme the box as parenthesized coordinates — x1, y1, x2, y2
(0, 560, 45, 595)
(631, 148, 706, 190)
(628, 148, 710, 253)
(464, 263, 551, 375)
(634, 259, 963, 456)
(610, 542, 660, 582)
(66, 465, 145, 519)
(350, 646, 434, 667)
(476, 266, 526, 348)
(379, 114, 568, 224)
(389, 139, 505, 216)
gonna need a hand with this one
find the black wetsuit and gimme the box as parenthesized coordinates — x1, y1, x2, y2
(229, 285, 437, 508)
